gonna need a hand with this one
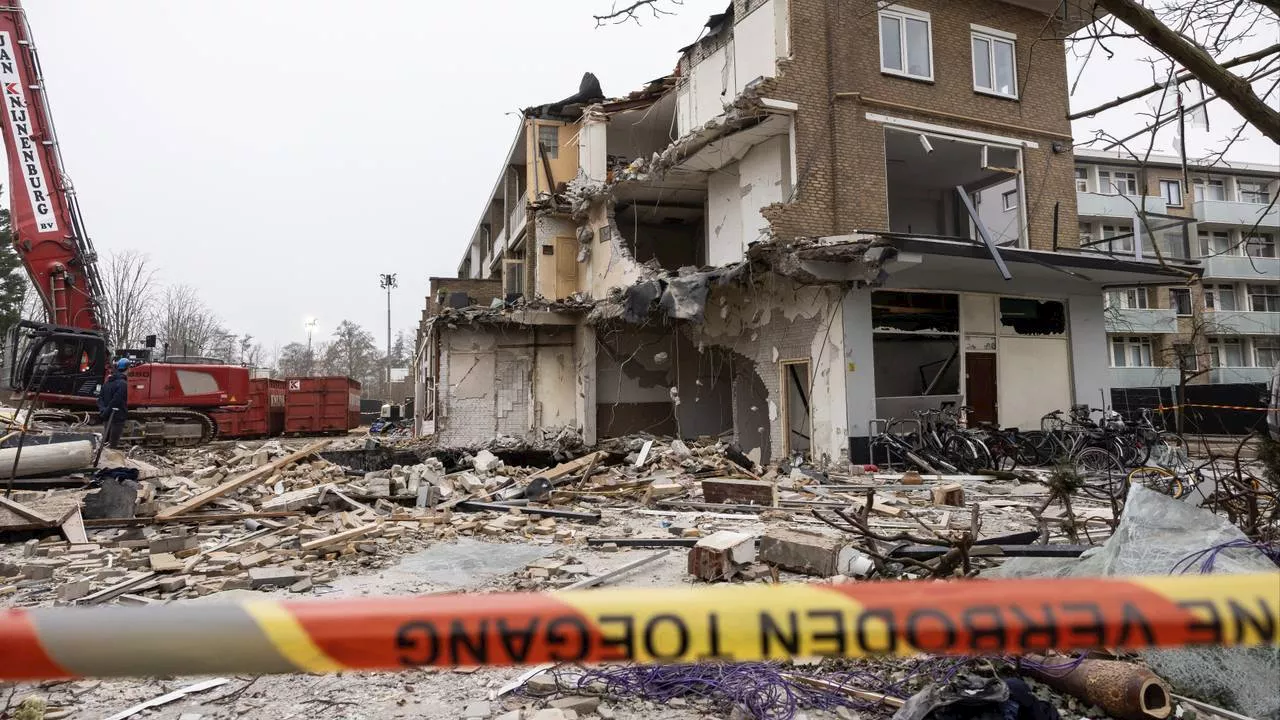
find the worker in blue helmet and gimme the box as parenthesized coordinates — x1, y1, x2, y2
(98, 358, 131, 448)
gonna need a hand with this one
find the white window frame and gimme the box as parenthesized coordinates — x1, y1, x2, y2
(970, 25, 1018, 99)
(1159, 179, 1183, 207)
(1244, 233, 1277, 259)
(1106, 287, 1149, 310)
(1209, 338, 1244, 368)
(1204, 283, 1238, 312)
(1102, 224, 1134, 255)
(1111, 336, 1153, 368)
(1256, 338, 1280, 369)
(1192, 178, 1226, 202)
(1078, 221, 1093, 246)
(1098, 169, 1138, 196)
(1198, 229, 1234, 257)
(1074, 167, 1089, 193)
(1247, 283, 1280, 313)
(878, 6, 934, 82)
(1001, 189, 1018, 211)
(537, 124, 559, 160)
(1237, 179, 1271, 205)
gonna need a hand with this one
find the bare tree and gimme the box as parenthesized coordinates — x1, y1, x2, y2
(239, 335, 265, 368)
(98, 250, 157, 349)
(152, 284, 227, 358)
(277, 342, 311, 377)
(18, 276, 45, 324)
(323, 320, 382, 390)
(593, 0, 682, 26)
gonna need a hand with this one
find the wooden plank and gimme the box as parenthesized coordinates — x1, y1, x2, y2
(157, 440, 330, 519)
(60, 506, 88, 544)
(79, 571, 157, 605)
(701, 478, 777, 506)
(299, 521, 380, 551)
(528, 451, 608, 484)
(82, 511, 301, 528)
(0, 494, 58, 525)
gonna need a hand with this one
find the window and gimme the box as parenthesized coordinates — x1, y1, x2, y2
(879, 7, 933, 80)
(1111, 336, 1153, 367)
(1257, 338, 1280, 368)
(1198, 230, 1232, 257)
(1074, 167, 1089, 193)
(1247, 283, 1280, 312)
(1106, 287, 1149, 309)
(537, 125, 559, 159)
(1209, 338, 1244, 367)
(1078, 222, 1093, 246)
(1170, 288, 1192, 316)
(1238, 180, 1271, 204)
(1098, 170, 1138, 196)
(1159, 179, 1183, 207)
(1192, 178, 1226, 202)
(1204, 284, 1237, 312)
(971, 26, 1017, 98)
(1001, 189, 1018, 211)
(1173, 343, 1198, 372)
(1245, 233, 1276, 258)
(1102, 224, 1134, 254)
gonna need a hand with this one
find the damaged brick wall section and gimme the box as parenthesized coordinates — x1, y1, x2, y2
(685, 273, 847, 466)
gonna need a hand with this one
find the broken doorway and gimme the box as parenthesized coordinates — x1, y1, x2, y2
(884, 128, 1023, 247)
(780, 359, 811, 459)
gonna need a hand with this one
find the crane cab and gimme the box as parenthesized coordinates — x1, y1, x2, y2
(3, 320, 109, 398)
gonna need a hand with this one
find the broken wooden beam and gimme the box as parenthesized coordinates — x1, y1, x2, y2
(0, 494, 59, 525)
(60, 506, 88, 544)
(700, 478, 777, 506)
(455, 501, 600, 523)
(300, 522, 381, 551)
(588, 537, 699, 548)
(156, 440, 330, 519)
(82, 511, 302, 528)
(562, 550, 673, 590)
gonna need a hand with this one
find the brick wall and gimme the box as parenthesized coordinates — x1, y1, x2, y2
(427, 277, 504, 315)
(761, 0, 1077, 251)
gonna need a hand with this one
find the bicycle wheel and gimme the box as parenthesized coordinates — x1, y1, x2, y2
(1127, 466, 1184, 498)
(943, 434, 983, 473)
(1150, 432, 1189, 470)
(1127, 431, 1153, 468)
(987, 436, 1019, 471)
(1014, 435, 1042, 467)
(1075, 447, 1127, 500)
(1020, 430, 1054, 465)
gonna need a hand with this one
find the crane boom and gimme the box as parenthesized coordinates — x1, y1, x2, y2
(0, 0, 102, 330)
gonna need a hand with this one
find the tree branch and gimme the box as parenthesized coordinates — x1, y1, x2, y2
(1068, 42, 1280, 119)
(1094, 0, 1280, 143)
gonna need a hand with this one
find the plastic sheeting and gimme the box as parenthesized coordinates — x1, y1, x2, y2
(990, 486, 1280, 719)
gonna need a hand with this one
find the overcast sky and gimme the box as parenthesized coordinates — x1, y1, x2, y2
(12, 1, 1277, 362)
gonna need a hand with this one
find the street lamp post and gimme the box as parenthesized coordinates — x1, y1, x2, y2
(304, 318, 318, 376)
(379, 274, 397, 397)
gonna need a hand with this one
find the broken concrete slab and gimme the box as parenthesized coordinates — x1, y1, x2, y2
(248, 566, 310, 589)
(82, 477, 139, 520)
(548, 696, 600, 714)
(688, 530, 755, 581)
(759, 528, 871, 578)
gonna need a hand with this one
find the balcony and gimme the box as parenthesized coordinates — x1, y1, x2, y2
(1208, 367, 1274, 385)
(1109, 367, 1177, 388)
(1203, 310, 1280, 336)
(1105, 308, 1179, 334)
(507, 192, 528, 248)
(1200, 254, 1280, 280)
(1077, 192, 1167, 219)
(1193, 199, 1280, 229)
(491, 227, 506, 263)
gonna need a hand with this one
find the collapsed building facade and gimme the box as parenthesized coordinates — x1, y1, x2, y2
(413, 0, 1197, 466)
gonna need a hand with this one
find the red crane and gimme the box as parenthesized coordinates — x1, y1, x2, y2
(0, 0, 248, 445)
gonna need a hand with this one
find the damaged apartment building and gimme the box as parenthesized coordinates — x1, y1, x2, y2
(414, 0, 1198, 466)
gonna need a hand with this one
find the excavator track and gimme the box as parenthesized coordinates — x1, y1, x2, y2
(28, 408, 218, 447)
(128, 409, 217, 447)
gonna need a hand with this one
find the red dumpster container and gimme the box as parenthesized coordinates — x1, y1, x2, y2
(283, 376, 361, 435)
(211, 378, 287, 439)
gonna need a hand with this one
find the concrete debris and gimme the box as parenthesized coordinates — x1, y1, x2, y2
(688, 530, 756, 581)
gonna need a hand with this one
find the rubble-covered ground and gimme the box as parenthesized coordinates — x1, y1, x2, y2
(1, 433, 1274, 720)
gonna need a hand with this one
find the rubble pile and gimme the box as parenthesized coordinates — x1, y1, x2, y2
(0, 428, 1275, 720)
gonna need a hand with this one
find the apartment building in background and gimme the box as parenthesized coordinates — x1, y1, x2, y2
(415, 0, 1199, 465)
(1070, 150, 1279, 390)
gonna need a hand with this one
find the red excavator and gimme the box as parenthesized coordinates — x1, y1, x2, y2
(0, 0, 249, 445)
